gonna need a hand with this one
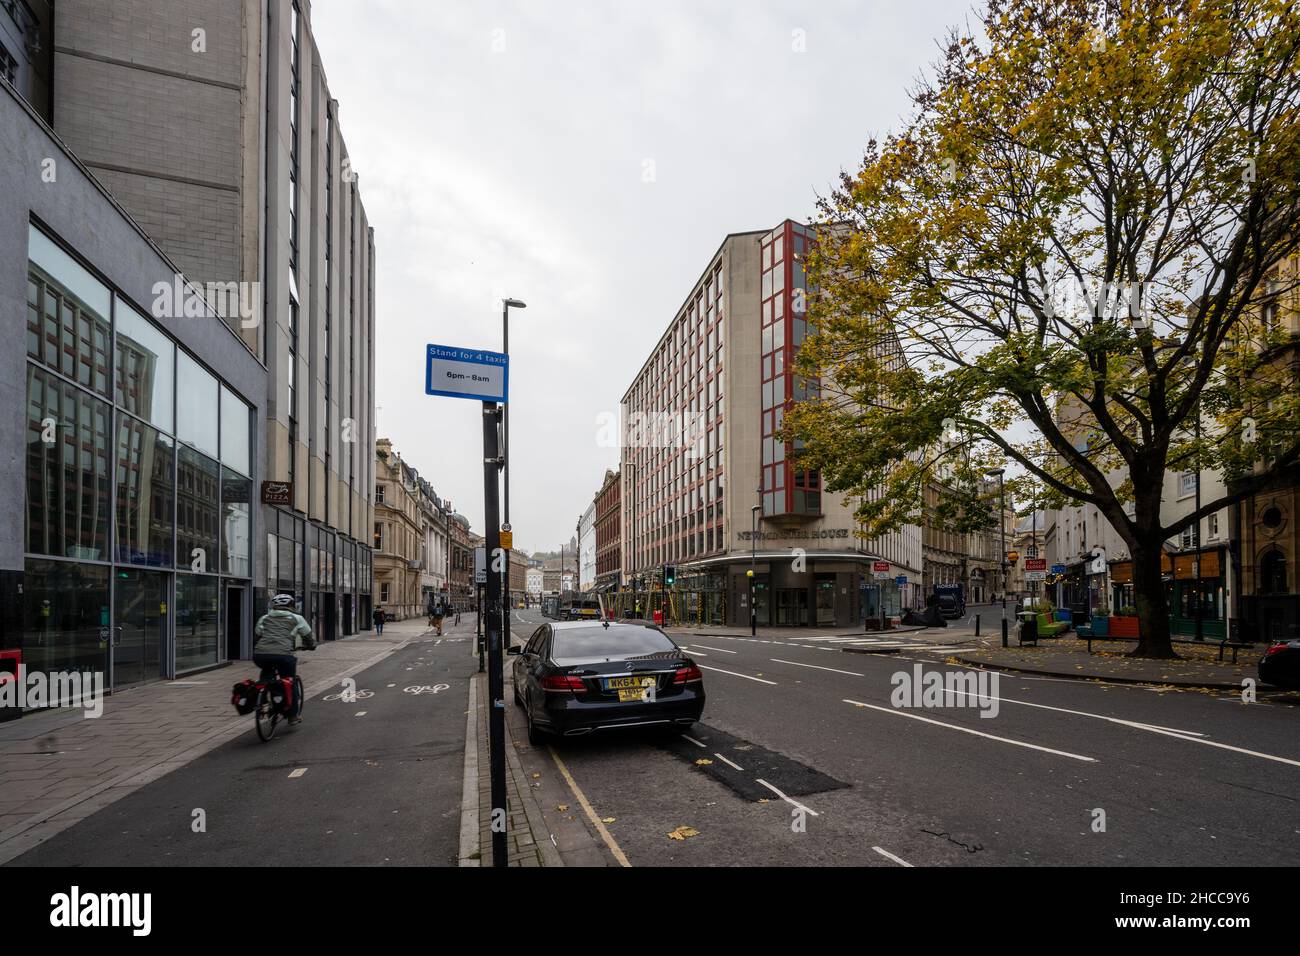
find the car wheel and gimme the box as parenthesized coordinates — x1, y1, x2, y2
(525, 696, 546, 746)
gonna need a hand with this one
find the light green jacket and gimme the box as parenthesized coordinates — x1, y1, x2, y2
(254, 609, 316, 655)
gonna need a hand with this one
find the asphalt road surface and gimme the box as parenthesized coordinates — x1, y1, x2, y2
(11, 628, 477, 866)
(507, 608, 1300, 867)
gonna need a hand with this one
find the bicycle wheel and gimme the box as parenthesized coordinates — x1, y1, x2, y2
(254, 686, 279, 741)
(292, 676, 305, 720)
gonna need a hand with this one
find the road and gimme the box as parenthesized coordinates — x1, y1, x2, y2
(11, 626, 478, 866)
(8, 607, 1297, 868)
(506, 608, 1300, 867)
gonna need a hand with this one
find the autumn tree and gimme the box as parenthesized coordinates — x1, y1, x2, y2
(786, 0, 1300, 657)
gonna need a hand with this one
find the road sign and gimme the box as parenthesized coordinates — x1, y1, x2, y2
(474, 546, 487, 584)
(895, 575, 908, 586)
(1051, 564, 1067, 574)
(424, 344, 509, 403)
(873, 560, 890, 581)
(500, 531, 513, 550)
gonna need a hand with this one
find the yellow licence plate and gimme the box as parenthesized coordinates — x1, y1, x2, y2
(606, 676, 655, 690)
(617, 687, 654, 702)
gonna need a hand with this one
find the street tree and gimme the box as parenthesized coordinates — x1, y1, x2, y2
(786, 0, 1300, 657)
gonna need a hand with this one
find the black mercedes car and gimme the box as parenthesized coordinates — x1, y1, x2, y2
(1259, 639, 1300, 690)
(509, 620, 705, 742)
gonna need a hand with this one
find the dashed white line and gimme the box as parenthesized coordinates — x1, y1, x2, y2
(770, 658, 864, 677)
(688, 644, 737, 654)
(354, 711, 367, 717)
(873, 846, 913, 867)
(755, 778, 819, 817)
(698, 665, 777, 685)
(288, 768, 308, 778)
(714, 753, 745, 771)
(842, 699, 1097, 762)
(682, 735, 708, 748)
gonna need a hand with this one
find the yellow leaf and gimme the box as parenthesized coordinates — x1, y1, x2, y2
(556, 804, 569, 812)
(695, 758, 713, 766)
(602, 817, 616, 824)
(667, 825, 700, 841)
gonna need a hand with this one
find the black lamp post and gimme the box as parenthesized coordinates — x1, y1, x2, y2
(986, 467, 1008, 647)
(750, 502, 761, 636)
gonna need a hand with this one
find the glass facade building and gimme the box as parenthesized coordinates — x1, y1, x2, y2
(22, 224, 255, 689)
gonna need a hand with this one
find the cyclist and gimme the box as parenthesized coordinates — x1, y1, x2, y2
(253, 593, 316, 724)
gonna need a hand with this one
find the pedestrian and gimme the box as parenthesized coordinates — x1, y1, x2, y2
(433, 600, 445, 637)
(372, 605, 385, 635)
(427, 598, 436, 629)
(454, 604, 461, 626)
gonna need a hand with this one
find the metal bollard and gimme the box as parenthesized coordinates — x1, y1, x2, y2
(975, 614, 980, 637)
(1001, 617, 1009, 648)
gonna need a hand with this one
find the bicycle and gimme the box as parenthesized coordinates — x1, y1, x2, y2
(252, 663, 305, 742)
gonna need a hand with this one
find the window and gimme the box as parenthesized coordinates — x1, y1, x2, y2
(175, 573, 220, 671)
(1207, 513, 1219, 539)
(376, 484, 385, 504)
(27, 228, 112, 398)
(1179, 472, 1197, 498)
(176, 351, 218, 457)
(221, 469, 252, 576)
(115, 416, 174, 567)
(220, 385, 250, 476)
(114, 298, 175, 433)
(1180, 524, 1199, 550)
(380, 582, 390, 603)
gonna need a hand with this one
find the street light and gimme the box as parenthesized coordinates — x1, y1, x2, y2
(501, 298, 525, 643)
(750, 502, 761, 636)
(986, 467, 1008, 647)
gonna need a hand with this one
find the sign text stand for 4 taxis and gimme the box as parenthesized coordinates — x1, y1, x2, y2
(425, 344, 509, 868)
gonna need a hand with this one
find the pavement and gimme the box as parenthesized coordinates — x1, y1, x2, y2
(0, 617, 441, 865)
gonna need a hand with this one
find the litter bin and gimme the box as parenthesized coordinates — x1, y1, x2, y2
(1018, 612, 1038, 647)
(0, 649, 21, 722)
(653, 609, 664, 626)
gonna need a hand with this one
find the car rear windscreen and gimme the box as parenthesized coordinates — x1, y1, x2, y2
(552, 626, 676, 663)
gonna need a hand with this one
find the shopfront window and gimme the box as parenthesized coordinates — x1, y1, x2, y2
(26, 365, 112, 560)
(114, 415, 174, 567)
(220, 385, 250, 477)
(221, 469, 252, 577)
(176, 445, 219, 573)
(21, 559, 110, 678)
(175, 573, 219, 671)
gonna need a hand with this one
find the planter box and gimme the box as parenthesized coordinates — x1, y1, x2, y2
(1109, 615, 1140, 638)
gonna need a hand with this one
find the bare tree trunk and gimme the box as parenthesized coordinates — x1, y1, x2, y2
(1130, 541, 1177, 659)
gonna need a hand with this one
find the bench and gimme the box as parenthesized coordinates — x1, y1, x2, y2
(1086, 632, 1258, 660)
(1035, 612, 1069, 638)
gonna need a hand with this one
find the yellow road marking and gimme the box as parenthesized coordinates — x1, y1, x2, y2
(547, 746, 632, 868)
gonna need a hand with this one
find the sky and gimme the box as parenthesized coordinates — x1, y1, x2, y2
(311, 0, 978, 554)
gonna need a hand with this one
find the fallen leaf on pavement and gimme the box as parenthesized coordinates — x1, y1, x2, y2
(602, 817, 616, 824)
(694, 758, 713, 766)
(667, 826, 700, 841)
(531, 773, 541, 779)
(556, 804, 569, 812)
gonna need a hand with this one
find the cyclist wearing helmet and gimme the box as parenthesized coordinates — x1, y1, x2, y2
(254, 593, 316, 723)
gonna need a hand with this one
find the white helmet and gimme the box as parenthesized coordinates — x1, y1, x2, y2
(272, 593, 295, 609)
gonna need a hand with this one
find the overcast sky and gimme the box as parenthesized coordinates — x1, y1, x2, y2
(312, 0, 977, 553)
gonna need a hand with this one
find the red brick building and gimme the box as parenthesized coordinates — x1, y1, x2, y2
(595, 469, 622, 591)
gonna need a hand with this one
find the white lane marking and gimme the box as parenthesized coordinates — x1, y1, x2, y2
(688, 644, 738, 654)
(698, 665, 777, 686)
(682, 735, 708, 748)
(873, 846, 914, 867)
(288, 768, 308, 778)
(842, 699, 1097, 762)
(686, 651, 708, 657)
(435, 639, 442, 645)
(354, 711, 367, 717)
(940, 687, 1209, 737)
(770, 658, 864, 677)
(714, 753, 745, 771)
(756, 778, 819, 817)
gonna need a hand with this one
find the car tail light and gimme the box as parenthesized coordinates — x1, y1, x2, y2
(1265, 642, 1290, 657)
(541, 675, 586, 693)
(673, 665, 703, 684)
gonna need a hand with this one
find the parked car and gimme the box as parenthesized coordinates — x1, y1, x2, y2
(1259, 639, 1300, 689)
(509, 620, 705, 742)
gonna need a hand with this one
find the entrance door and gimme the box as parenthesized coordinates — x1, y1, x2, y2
(112, 569, 167, 688)
(776, 588, 808, 626)
(815, 578, 836, 626)
(225, 586, 244, 660)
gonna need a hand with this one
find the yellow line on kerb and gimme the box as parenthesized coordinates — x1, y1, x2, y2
(548, 745, 632, 868)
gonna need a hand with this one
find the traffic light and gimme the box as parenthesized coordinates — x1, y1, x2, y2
(665, 565, 676, 586)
